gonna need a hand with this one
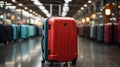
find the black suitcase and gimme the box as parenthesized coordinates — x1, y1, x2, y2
(0, 24, 7, 43)
(85, 25, 90, 38)
(5, 25, 13, 41)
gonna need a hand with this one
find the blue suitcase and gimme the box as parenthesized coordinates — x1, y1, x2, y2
(97, 24, 104, 41)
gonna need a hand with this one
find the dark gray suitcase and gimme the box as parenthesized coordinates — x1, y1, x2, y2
(90, 25, 94, 39)
(97, 24, 104, 41)
(93, 25, 97, 40)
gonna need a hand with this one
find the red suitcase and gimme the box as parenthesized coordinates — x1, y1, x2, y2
(104, 23, 119, 43)
(77, 27, 81, 36)
(47, 17, 78, 65)
(117, 25, 120, 43)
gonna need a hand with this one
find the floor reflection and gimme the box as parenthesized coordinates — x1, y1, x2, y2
(0, 37, 120, 67)
(0, 37, 42, 67)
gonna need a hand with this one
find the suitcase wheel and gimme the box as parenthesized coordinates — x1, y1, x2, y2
(41, 58, 45, 63)
(64, 62, 68, 66)
(72, 58, 77, 65)
(50, 62, 54, 67)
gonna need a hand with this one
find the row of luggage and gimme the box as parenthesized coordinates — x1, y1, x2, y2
(41, 17, 78, 66)
(0, 24, 41, 44)
(78, 23, 120, 44)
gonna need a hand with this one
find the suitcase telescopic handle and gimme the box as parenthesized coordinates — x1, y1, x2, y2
(50, 1, 62, 16)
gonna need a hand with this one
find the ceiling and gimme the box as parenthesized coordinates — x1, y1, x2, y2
(1, 0, 95, 18)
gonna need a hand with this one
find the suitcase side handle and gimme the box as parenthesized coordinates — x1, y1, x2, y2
(42, 25, 44, 30)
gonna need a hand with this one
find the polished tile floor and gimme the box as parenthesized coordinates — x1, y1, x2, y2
(0, 36, 120, 67)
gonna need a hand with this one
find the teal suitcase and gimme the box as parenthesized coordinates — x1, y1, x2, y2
(20, 25, 28, 39)
(29, 25, 36, 37)
(26, 25, 30, 38)
(12, 24, 18, 40)
(29, 25, 33, 37)
(41, 19, 48, 60)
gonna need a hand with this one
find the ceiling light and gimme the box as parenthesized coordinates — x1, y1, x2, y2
(6, 6, 16, 9)
(61, 0, 72, 17)
(30, 0, 34, 1)
(16, 9, 21, 11)
(112, 3, 115, 5)
(88, 0, 92, 3)
(86, 17, 90, 22)
(62, 11, 67, 17)
(64, 3, 68, 7)
(35, 13, 38, 15)
(84, 4, 87, 7)
(0, 15, 3, 19)
(43, 10, 48, 14)
(0, 5, 3, 7)
(38, 15, 41, 18)
(91, 14, 96, 19)
(81, 7, 84, 10)
(46, 13, 51, 17)
(63, 6, 69, 12)
(31, 0, 50, 17)
(0, 1, 4, 3)
(34, 1, 42, 5)
(33, 11, 35, 14)
(105, 9, 111, 15)
(0, 1, 12, 6)
(64, 0, 72, 3)
(24, 7, 28, 10)
(19, 3, 22, 6)
(82, 18, 85, 23)
(118, 6, 120, 8)
(5, 3, 12, 5)
(29, 10, 32, 12)
(12, 0, 16, 2)
(39, 6, 45, 10)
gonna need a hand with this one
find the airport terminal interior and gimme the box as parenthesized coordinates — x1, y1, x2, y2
(0, 0, 120, 67)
